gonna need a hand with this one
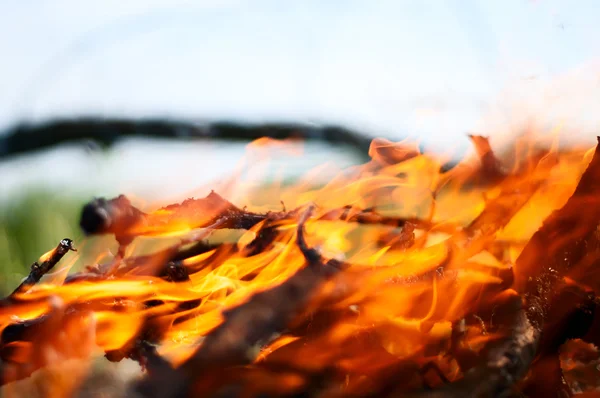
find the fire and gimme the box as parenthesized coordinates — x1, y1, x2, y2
(1, 133, 599, 397)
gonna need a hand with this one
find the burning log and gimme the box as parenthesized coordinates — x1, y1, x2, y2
(514, 137, 600, 396)
(132, 207, 346, 397)
(405, 292, 538, 398)
(396, 138, 600, 398)
(79, 192, 271, 243)
(0, 296, 96, 386)
(78, 190, 432, 279)
(2, 133, 600, 397)
(404, 137, 600, 398)
(80, 192, 435, 244)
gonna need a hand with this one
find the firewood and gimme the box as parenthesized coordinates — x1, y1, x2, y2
(132, 207, 346, 397)
(9, 239, 75, 298)
(403, 137, 600, 397)
(3, 133, 600, 397)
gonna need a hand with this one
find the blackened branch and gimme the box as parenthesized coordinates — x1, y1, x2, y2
(517, 137, 600, 326)
(409, 137, 600, 397)
(79, 191, 284, 245)
(10, 239, 75, 297)
(80, 191, 436, 248)
(0, 118, 374, 160)
(133, 207, 343, 397)
(406, 294, 538, 398)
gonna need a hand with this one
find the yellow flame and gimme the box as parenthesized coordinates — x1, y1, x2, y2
(1, 134, 596, 395)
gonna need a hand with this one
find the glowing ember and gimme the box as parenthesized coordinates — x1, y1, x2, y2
(1, 134, 600, 397)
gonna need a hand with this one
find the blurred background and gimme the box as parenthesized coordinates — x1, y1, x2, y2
(0, 0, 599, 293)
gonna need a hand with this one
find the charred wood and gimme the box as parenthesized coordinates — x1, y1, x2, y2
(80, 191, 434, 245)
(396, 137, 600, 397)
(133, 207, 346, 398)
(0, 118, 375, 160)
(9, 239, 75, 298)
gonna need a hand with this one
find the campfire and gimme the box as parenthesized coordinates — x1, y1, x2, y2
(1, 133, 600, 397)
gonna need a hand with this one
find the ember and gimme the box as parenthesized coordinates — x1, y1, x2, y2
(1, 134, 600, 397)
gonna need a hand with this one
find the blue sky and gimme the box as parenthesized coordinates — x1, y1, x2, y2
(0, 0, 598, 199)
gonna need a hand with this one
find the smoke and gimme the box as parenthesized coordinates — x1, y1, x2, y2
(473, 58, 600, 151)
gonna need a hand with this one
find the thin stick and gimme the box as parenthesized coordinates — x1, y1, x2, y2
(10, 239, 75, 297)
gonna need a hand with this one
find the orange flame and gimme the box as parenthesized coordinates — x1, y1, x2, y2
(0, 133, 596, 396)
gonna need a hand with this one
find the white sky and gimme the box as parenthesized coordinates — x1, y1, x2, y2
(0, 0, 599, 201)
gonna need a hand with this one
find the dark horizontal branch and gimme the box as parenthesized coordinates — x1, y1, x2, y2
(79, 191, 292, 245)
(0, 117, 375, 160)
(81, 190, 439, 237)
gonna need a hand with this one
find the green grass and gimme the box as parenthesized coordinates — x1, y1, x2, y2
(0, 191, 85, 294)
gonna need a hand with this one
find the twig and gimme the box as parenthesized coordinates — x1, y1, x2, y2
(4, 135, 600, 396)
(78, 191, 441, 281)
(79, 191, 286, 244)
(317, 206, 450, 233)
(133, 206, 345, 397)
(10, 239, 75, 298)
(80, 191, 448, 247)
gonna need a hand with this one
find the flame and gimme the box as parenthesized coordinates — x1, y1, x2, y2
(0, 133, 597, 396)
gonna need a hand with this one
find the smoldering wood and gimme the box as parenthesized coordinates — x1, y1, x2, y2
(404, 295, 538, 398)
(403, 137, 600, 397)
(114, 136, 600, 395)
(232, 137, 600, 398)
(0, 235, 256, 369)
(2, 135, 600, 397)
(0, 200, 346, 385)
(132, 207, 347, 398)
(78, 191, 433, 282)
(80, 191, 438, 244)
(0, 295, 88, 384)
(512, 137, 600, 397)
(114, 240, 229, 279)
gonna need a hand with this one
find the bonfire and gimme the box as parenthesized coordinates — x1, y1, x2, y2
(1, 133, 599, 397)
